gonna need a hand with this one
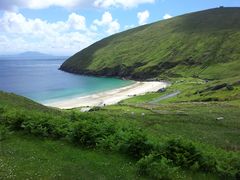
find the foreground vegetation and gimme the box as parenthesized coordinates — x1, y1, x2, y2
(0, 88, 240, 179)
(0, 132, 139, 179)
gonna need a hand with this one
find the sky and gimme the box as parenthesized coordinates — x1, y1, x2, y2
(0, 0, 239, 56)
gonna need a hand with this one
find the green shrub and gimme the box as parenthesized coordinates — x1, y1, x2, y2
(116, 127, 153, 158)
(2, 110, 27, 130)
(159, 138, 213, 171)
(198, 154, 217, 172)
(0, 125, 8, 141)
(70, 111, 78, 121)
(70, 120, 114, 147)
(21, 114, 70, 138)
(70, 119, 152, 158)
(0, 106, 5, 114)
(214, 153, 240, 179)
(137, 154, 183, 180)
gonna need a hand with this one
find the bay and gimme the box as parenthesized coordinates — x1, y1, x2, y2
(0, 58, 133, 104)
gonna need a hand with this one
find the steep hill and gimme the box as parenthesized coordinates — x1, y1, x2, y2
(60, 7, 240, 80)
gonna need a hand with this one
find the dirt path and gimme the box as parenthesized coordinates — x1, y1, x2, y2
(149, 90, 181, 104)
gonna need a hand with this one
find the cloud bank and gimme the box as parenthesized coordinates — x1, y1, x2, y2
(94, 0, 155, 9)
(0, 0, 155, 11)
(93, 12, 120, 35)
(163, 14, 173, 20)
(0, 0, 156, 55)
(137, 10, 150, 25)
(0, 11, 121, 55)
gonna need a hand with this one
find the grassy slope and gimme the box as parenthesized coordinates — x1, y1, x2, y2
(0, 91, 51, 112)
(0, 89, 239, 179)
(60, 7, 240, 81)
(0, 133, 140, 179)
(98, 80, 240, 150)
(0, 92, 143, 179)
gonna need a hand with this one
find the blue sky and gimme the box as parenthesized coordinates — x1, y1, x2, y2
(0, 0, 239, 55)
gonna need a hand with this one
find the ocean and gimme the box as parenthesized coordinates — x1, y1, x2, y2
(0, 58, 133, 104)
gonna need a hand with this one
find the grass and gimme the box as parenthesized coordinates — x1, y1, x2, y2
(92, 76, 240, 151)
(61, 7, 240, 81)
(0, 132, 142, 179)
(0, 81, 240, 179)
(94, 101, 240, 151)
(0, 132, 224, 180)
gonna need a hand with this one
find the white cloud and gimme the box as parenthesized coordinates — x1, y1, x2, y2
(67, 13, 86, 30)
(0, 11, 97, 55)
(137, 10, 150, 25)
(94, 11, 113, 26)
(163, 14, 173, 20)
(27, 0, 87, 9)
(0, 12, 87, 34)
(90, 25, 98, 31)
(107, 20, 120, 34)
(124, 24, 135, 30)
(0, 11, 123, 55)
(0, 0, 94, 11)
(94, 0, 155, 9)
(0, 0, 155, 11)
(93, 11, 120, 35)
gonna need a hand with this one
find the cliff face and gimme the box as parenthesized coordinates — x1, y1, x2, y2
(60, 8, 240, 80)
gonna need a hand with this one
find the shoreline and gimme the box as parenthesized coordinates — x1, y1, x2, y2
(44, 81, 168, 109)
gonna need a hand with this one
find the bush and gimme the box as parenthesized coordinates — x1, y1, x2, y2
(98, 125, 153, 157)
(159, 138, 217, 172)
(21, 115, 70, 138)
(116, 127, 153, 158)
(0, 106, 5, 114)
(214, 153, 240, 179)
(0, 125, 8, 141)
(0, 108, 70, 138)
(70, 120, 115, 147)
(2, 110, 27, 130)
(70, 120, 152, 158)
(137, 154, 183, 180)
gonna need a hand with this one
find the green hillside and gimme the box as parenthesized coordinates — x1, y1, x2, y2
(1, 90, 240, 179)
(60, 7, 240, 80)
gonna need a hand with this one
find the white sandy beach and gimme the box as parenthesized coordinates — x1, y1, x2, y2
(45, 81, 168, 109)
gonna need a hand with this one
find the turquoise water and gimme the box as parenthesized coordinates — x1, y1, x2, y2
(0, 58, 134, 103)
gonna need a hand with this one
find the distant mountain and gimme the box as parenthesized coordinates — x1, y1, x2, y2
(60, 7, 240, 81)
(17, 51, 55, 59)
(0, 51, 68, 60)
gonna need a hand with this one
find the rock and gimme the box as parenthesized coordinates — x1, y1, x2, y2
(89, 106, 101, 112)
(216, 117, 224, 121)
(157, 88, 166, 93)
(226, 85, 234, 90)
(211, 83, 227, 91)
(81, 107, 92, 112)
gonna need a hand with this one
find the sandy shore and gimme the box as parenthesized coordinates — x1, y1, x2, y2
(45, 81, 168, 109)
